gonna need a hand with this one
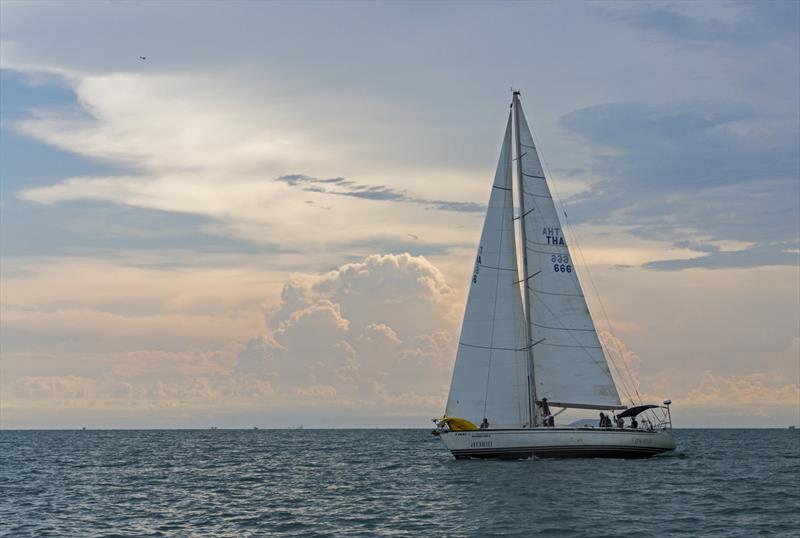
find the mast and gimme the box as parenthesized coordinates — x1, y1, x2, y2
(513, 90, 539, 427)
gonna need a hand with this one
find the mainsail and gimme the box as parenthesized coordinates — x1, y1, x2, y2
(444, 113, 531, 428)
(514, 96, 622, 410)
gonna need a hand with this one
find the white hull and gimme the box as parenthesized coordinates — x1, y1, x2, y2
(439, 427, 676, 459)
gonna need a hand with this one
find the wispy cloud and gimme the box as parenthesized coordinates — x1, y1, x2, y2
(277, 174, 485, 213)
(643, 240, 800, 271)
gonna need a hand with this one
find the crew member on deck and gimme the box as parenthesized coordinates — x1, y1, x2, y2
(538, 398, 554, 427)
(629, 417, 638, 429)
(615, 415, 624, 428)
(480, 418, 490, 429)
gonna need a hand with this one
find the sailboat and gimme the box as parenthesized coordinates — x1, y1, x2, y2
(436, 92, 676, 459)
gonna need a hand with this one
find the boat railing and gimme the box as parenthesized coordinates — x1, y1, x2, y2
(646, 401, 673, 431)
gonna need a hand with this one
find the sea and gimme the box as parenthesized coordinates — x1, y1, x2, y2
(1, 429, 798, 537)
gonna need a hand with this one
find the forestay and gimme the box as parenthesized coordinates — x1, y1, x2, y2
(444, 114, 530, 428)
(515, 100, 622, 410)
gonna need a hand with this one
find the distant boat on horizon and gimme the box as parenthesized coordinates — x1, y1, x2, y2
(435, 91, 676, 459)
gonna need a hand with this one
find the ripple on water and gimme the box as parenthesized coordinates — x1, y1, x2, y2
(1, 429, 799, 537)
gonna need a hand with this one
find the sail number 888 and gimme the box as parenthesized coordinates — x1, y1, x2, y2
(551, 255, 572, 273)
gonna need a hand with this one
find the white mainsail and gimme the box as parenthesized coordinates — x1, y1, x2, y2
(514, 97, 622, 410)
(444, 113, 531, 428)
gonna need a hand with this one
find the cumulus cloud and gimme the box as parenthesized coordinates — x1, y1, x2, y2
(269, 253, 457, 338)
(600, 331, 799, 422)
(252, 253, 457, 402)
(683, 371, 799, 413)
(2, 254, 458, 422)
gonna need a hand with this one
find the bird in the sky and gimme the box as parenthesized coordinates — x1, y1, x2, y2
(139, 56, 147, 60)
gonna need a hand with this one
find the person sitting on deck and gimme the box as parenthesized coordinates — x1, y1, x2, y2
(480, 418, 490, 429)
(615, 415, 624, 428)
(629, 417, 638, 429)
(599, 412, 607, 427)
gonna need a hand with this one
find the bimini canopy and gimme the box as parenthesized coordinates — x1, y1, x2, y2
(617, 404, 660, 418)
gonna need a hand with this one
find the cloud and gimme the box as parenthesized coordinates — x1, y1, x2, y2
(7, 68, 488, 254)
(598, 331, 799, 424)
(2, 253, 797, 427)
(608, 2, 800, 47)
(643, 241, 799, 271)
(599, 331, 644, 406)
(562, 102, 797, 191)
(2, 253, 457, 422)
(295, 385, 337, 398)
(276, 174, 485, 212)
(559, 102, 799, 270)
(253, 253, 458, 400)
(683, 371, 799, 411)
(269, 253, 457, 337)
(2, 2, 797, 428)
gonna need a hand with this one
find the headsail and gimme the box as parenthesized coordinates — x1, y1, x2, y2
(514, 98, 622, 410)
(444, 113, 531, 428)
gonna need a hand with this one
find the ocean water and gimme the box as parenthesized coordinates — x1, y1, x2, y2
(1, 429, 798, 537)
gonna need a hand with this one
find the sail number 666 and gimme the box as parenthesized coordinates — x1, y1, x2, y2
(551, 255, 571, 273)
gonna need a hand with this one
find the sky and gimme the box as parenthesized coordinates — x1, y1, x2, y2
(1, 0, 798, 428)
